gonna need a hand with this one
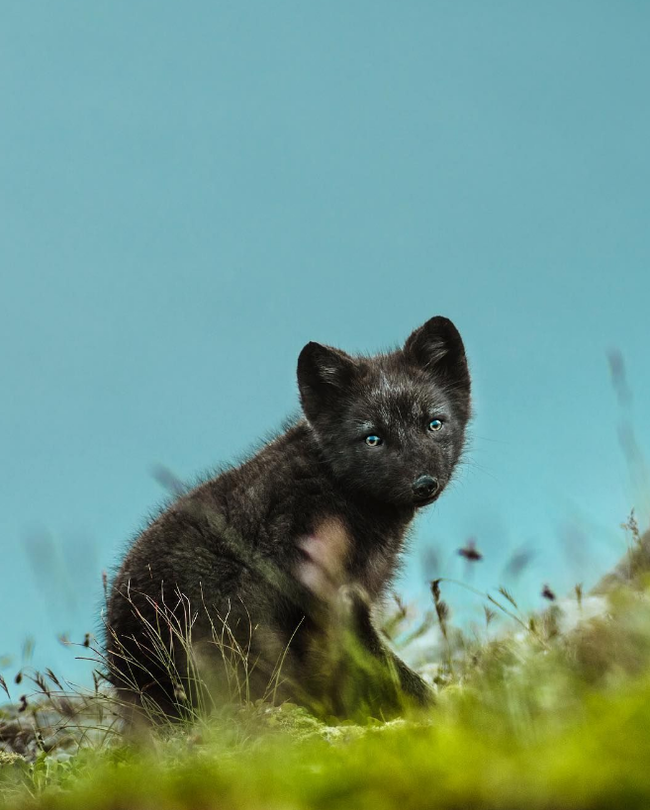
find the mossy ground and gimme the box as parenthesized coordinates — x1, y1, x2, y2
(3, 524, 650, 810)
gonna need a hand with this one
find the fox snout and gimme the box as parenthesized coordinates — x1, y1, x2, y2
(412, 474, 439, 504)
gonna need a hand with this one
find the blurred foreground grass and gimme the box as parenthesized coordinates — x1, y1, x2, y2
(3, 516, 650, 810)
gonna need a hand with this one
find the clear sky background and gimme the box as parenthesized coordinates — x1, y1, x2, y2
(1, 1, 649, 683)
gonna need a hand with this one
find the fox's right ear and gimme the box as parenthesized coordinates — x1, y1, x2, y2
(297, 342, 357, 419)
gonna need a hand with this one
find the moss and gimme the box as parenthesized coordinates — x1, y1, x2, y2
(5, 535, 650, 808)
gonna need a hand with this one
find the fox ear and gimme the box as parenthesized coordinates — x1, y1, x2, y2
(298, 342, 357, 417)
(403, 317, 470, 388)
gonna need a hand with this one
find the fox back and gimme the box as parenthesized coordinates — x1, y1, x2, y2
(106, 316, 471, 722)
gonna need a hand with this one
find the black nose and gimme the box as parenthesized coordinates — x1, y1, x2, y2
(412, 474, 439, 500)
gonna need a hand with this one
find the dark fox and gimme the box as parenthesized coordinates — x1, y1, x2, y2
(105, 316, 471, 722)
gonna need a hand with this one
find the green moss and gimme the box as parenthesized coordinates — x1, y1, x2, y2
(5, 553, 650, 808)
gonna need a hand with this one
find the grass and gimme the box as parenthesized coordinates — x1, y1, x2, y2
(2, 512, 650, 809)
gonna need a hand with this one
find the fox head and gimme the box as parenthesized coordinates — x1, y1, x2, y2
(297, 317, 471, 508)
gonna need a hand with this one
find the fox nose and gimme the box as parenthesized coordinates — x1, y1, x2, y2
(412, 474, 439, 500)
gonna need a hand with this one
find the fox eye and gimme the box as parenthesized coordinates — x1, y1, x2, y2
(365, 435, 383, 447)
(428, 419, 443, 432)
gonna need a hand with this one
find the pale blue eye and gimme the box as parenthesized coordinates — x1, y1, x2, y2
(365, 435, 383, 447)
(428, 419, 443, 432)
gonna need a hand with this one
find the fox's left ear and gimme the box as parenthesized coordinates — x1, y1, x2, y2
(403, 317, 470, 390)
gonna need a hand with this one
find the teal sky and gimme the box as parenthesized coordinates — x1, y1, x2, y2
(1, 1, 649, 682)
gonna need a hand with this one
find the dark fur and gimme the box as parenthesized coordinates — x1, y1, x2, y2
(105, 317, 471, 721)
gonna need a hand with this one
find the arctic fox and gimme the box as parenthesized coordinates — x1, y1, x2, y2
(106, 316, 471, 721)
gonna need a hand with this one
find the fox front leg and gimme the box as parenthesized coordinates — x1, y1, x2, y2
(334, 585, 434, 714)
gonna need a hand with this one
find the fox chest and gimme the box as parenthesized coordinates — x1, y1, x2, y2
(294, 516, 401, 601)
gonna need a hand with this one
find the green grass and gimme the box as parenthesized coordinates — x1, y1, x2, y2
(3, 518, 650, 809)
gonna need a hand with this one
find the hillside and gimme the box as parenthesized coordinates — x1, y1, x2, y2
(2, 522, 650, 809)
